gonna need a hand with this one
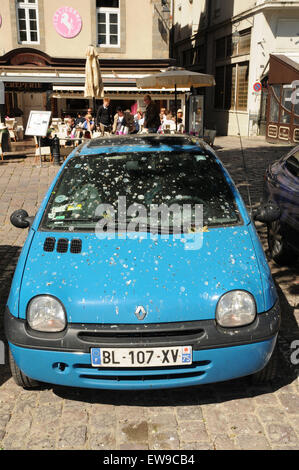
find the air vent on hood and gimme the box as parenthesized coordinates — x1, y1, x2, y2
(43, 237, 56, 252)
(70, 239, 82, 254)
(43, 237, 82, 254)
(57, 238, 69, 253)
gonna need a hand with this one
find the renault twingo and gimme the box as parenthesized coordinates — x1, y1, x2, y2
(5, 135, 280, 390)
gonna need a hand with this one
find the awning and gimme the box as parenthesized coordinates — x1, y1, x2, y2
(51, 85, 189, 99)
(52, 85, 189, 92)
(269, 54, 299, 84)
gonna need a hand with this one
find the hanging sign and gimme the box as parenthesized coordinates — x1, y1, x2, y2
(53, 7, 82, 39)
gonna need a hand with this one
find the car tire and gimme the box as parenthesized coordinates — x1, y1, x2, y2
(9, 348, 41, 389)
(267, 221, 297, 266)
(250, 343, 279, 385)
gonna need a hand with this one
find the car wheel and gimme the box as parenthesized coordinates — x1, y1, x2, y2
(250, 343, 279, 385)
(267, 221, 297, 266)
(9, 348, 41, 389)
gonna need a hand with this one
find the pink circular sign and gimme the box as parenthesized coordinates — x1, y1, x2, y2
(53, 7, 82, 39)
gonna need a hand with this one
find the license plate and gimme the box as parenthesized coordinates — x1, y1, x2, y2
(90, 346, 192, 368)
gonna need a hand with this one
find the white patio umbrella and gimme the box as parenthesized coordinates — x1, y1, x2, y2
(136, 67, 215, 129)
(84, 45, 104, 110)
(136, 66, 215, 89)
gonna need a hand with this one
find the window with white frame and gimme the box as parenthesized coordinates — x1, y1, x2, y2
(96, 0, 120, 47)
(16, 0, 39, 44)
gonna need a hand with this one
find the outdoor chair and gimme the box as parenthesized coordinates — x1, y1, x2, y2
(6, 119, 17, 142)
(177, 123, 185, 134)
(163, 122, 176, 134)
(16, 125, 24, 141)
(0, 131, 5, 161)
(203, 128, 217, 147)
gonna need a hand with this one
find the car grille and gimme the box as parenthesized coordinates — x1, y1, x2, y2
(76, 322, 206, 348)
(73, 361, 211, 383)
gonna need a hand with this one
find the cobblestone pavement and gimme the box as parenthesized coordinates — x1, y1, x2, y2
(0, 137, 298, 450)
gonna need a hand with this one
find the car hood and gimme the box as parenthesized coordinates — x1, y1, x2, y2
(19, 226, 265, 324)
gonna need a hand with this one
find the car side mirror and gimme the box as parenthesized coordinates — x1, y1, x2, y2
(10, 210, 34, 229)
(253, 202, 281, 224)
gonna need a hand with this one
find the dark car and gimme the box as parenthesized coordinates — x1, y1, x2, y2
(261, 146, 299, 265)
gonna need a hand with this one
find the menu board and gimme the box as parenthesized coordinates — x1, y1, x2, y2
(25, 111, 52, 137)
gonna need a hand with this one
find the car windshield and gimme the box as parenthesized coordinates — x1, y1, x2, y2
(40, 151, 240, 232)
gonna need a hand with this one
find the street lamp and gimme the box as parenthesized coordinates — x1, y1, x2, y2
(232, 30, 240, 46)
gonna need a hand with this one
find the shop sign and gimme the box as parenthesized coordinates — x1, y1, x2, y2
(53, 7, 82, 39)
(25, 111, 52, 137)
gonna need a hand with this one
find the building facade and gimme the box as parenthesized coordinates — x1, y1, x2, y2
(0, 0, 187, 127)
(173, 0, 299, 143)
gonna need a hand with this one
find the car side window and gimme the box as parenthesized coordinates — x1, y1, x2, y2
(285, 151, 299, 179)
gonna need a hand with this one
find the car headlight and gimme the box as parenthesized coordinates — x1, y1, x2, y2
(27, 296, 66, 332)
(216, 291, 256, 328)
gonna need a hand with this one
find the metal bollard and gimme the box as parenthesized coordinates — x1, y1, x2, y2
(52, 134, 61, 166)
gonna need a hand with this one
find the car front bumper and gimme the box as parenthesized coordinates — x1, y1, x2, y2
(5, 302, 280, 390)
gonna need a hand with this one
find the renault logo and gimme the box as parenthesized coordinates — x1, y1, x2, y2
(135, 306, 147, 321)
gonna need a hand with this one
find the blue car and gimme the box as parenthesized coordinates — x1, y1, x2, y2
(262, 145, 299, 265)
(5, 135, 280, 390)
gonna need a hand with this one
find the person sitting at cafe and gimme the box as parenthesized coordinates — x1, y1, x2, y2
(66, 118, 76, 137)
(160, 108, 168, 124)
(87, 108, 94, 119)
(134, 109, 144, 133)
(75, 113, 85, 127)
(124, 109, 136, 134)
(161, 113, 176, 133)
(112, 107, 135, 135)
(82, 114, 95, 137)
(177, 109, 184, 124)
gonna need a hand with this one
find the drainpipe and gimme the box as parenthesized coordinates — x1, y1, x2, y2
(202, 1, 213, 132)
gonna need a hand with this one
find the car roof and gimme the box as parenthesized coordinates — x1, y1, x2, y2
(75, 134, 207, 156)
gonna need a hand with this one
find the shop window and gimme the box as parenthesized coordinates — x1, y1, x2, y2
(280, 86, 293, 124)
(215, 38, 226, 60)
(216, 29, 251, 60)
(214, 0, 221, 18)
(237, 30, 251, 56)
(214, 66, 225, 109)
(168, 99, 182, 116)
(196, 44, 206, 67)
(294, 101, 299, 125)
(272, 85, 281, 101)
(16, 0, 39, 44)
(96, 0, 120, 47)
(225, 65, 236, 110)
(236, 63, 249, 111)
(214, 62, 248, 111)
(269, 94, 279, 123)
